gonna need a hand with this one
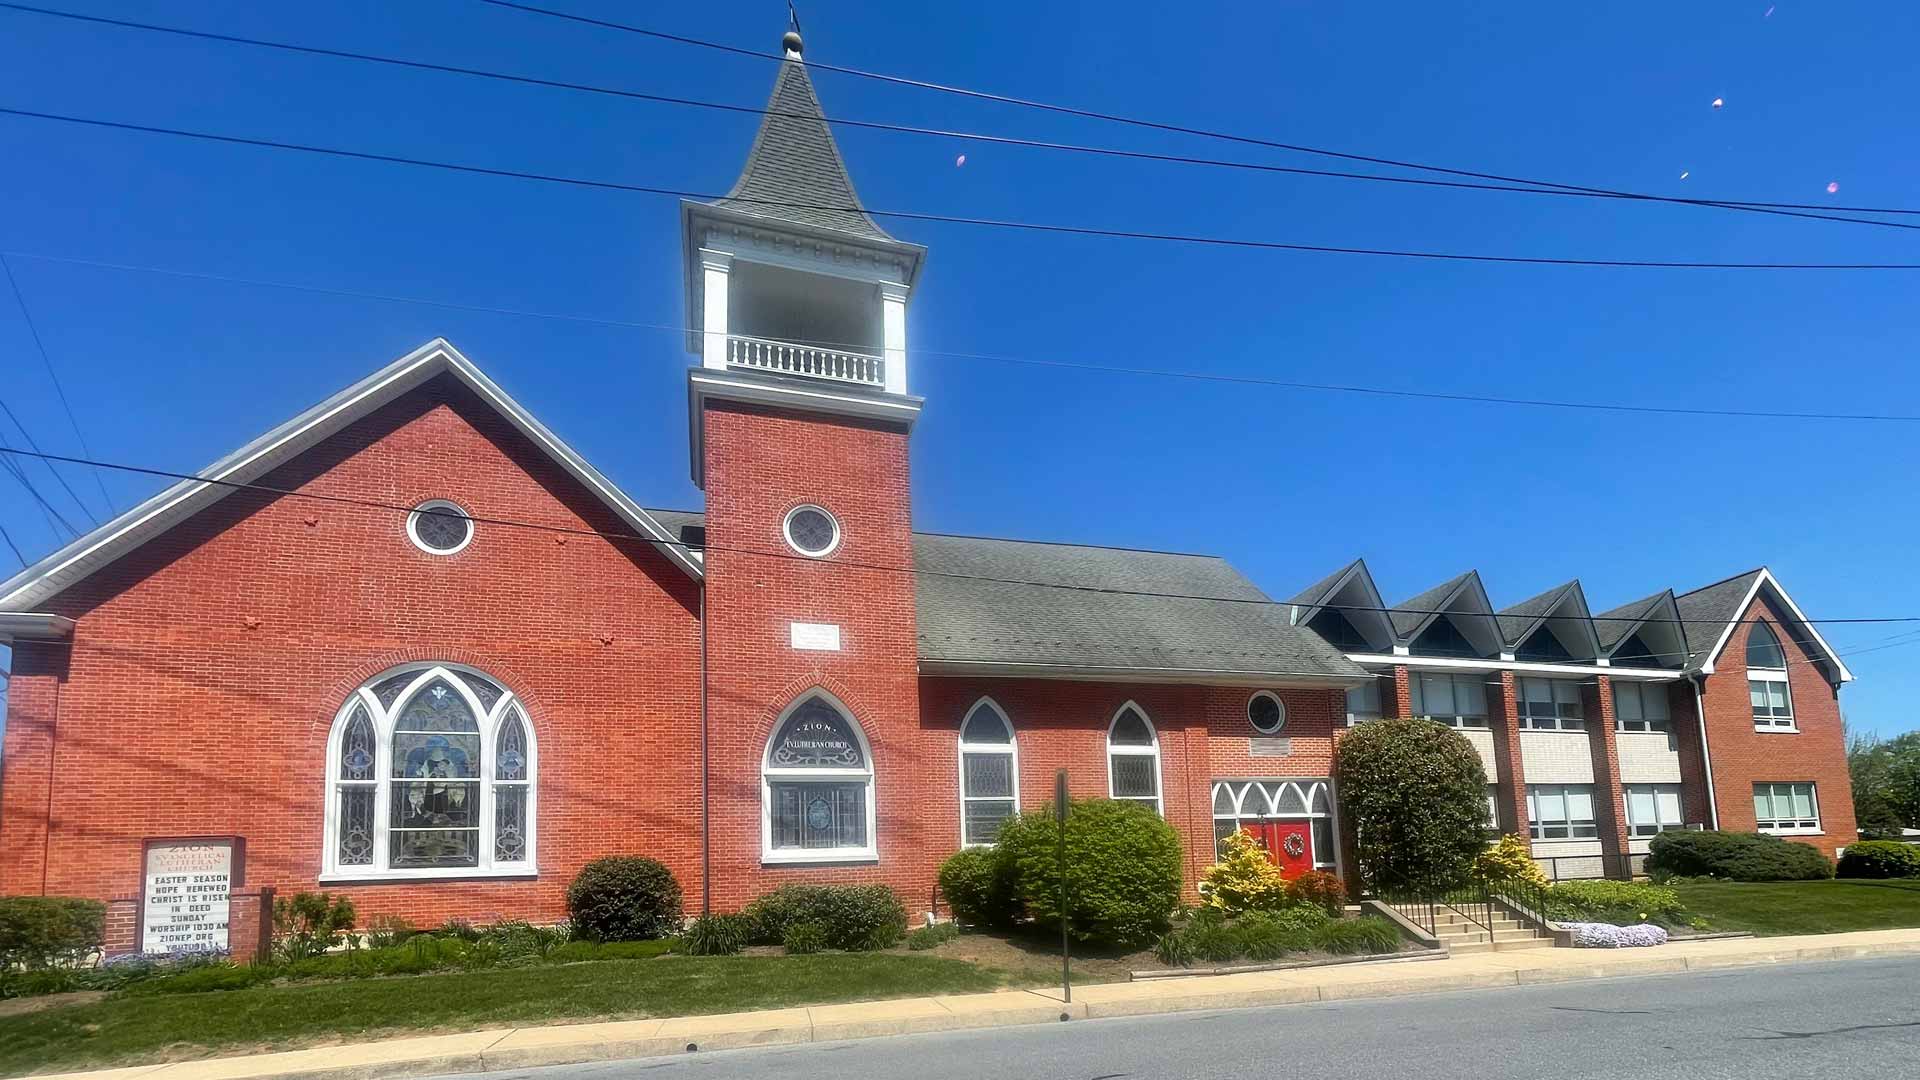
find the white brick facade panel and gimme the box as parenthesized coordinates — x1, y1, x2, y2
(1617, 731, 1683, 784)
(1519, 731, 1594, 784)
(1463, 728, 1500, 781)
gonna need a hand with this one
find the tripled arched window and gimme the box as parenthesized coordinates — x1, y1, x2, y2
(324, 664, 535, 879)
(762, 692, 877, 863)
(1107, 703, 1162, 814)
(958, 699, 1018, 846)
(1747, 623, 1794, 730)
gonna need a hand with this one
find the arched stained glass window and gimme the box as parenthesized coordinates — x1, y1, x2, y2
(325, 665, 536, 878)
(958, 699, 1017, 845)
(1107, 704, 1161, 814)
(1746, 623, 1794, 730)
(763, 693, 875, 861)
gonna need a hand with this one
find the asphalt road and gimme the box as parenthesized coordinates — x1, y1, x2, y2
(440, 955, 1920, 1080)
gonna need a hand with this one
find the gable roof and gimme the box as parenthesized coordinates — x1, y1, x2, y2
(711, 54, 897, 243)
(1593, 590, 1670, 651)
(1497, 581, 1578, 645)
(1389, 571, 1478, 639)
(0, 340, 703, 615)
(1674, 567, 1854, 682)
(1288, 560, 1363, 608)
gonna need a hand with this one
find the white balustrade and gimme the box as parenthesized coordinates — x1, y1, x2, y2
(725, 334, 886, 388)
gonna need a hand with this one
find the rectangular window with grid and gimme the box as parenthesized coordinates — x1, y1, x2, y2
(1527, 784, 1598, 840)
(1346, 679, 1383, 726)
(1750, 678, 1795, 730)
(1411, 672, 1489, 728)
(1753, 782, 1819, 834)
(1613, 682, 1673, 733)
(1624, 784, 1685, 837)
(1517, 678, 1586, 731)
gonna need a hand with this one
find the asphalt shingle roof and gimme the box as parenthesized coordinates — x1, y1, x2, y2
(1675, 569, 1765, 667)
(644, 511, 1363, 679)
(1592, 590, 1669, 651)
(711, 58, 897, 243)
(1389, 571, 1476, 638)
(1496, 581, 1576, 645)
(1287, 560, 1360, 608)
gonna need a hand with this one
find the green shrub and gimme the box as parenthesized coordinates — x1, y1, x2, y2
(996, 799, 1184, 947)
(905, 921, 961, 951)
(744, 885, 907, 951)
(1647, 830, 1833, 882)
(1312, 916, 1401, 955)
(682, 913, 754, 956)
(782, 922, 829, 955)
(437, 919, 482, 942)
(478, 920, 569, 965)
(565, 856, 685, 942)
(272, 892, 356, 961)
(544, 938, 676, 964)
(118, 961, 276, 996)
(1334, 716, 1489, 895)
(1199, 828, 1289, 914)
(364, 915, 415, 949)
(1543, 881, 1685, 926)
(937, 848, 1018, 928)
(1837, 840, 1920, 879)
(1474, 833, 1551, 890)
(1152, 929, 1194, 966)
(1179, 912, 1240, 963)
(0, 897, 106, 973)
(1234, 910, 1317, 961)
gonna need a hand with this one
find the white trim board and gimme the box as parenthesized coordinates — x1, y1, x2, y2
(1694, 569, 1854, 683)
(1343, 653, 1686, 681)
(0, 339, 702, 615)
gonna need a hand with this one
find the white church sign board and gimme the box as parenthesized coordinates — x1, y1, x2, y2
(140, 837, 243, 955)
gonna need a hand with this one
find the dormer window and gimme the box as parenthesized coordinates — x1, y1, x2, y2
(1747, 623, 1794, 731)
(1412, 616, 1480, 658)
(1308, 609, 1372, 652)
(1515, 626, 1574, 663)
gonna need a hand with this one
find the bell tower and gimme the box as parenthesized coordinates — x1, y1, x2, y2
(683, 24, 931, 906)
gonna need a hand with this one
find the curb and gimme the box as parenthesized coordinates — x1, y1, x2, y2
(26, 937, 1920, 1080)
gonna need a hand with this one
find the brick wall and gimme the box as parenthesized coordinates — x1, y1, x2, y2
(0, 374, 705, 927)
(1699, 593, 1857, 857)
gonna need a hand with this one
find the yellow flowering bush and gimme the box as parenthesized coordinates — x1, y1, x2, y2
(1198, 829, 1289, 914)
(1473, 833, 1550, 891)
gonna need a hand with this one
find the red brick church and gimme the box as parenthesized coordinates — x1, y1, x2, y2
(0, 28, 1857, 954)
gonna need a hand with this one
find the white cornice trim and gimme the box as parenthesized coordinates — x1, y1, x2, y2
(0, 339, 703, 613)
(1344, 653, 1685, 681)
(0, 612, 75, 644)
(919, 658, 1369, 689)
(688, 368, 923, 487)
(1696, 570, 1854, 683)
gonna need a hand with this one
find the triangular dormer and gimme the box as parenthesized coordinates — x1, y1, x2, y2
(1498, 580, 1601, 663)
(1393, 571, 1501, 658)
(1289, 558, 1393, 654)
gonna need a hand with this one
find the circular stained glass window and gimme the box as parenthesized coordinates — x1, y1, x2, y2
(408, 500, 473, 555)
(783, 504, 841, 558)
(1248, 691, 1286, 734)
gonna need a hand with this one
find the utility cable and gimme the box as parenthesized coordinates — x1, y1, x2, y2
(8, 248, 1918, 424)
(0, 394, 91, 531)
(4, 105, 1919, 272)
(1, 250, 114, 516)
(1, 2, 1913, 233)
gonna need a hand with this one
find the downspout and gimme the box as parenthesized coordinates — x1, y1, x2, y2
(1691, 674, 1719, 830)
(699, 577, 711, 915)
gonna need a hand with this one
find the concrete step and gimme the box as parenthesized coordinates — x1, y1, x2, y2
(1492, 937, 1557, 952)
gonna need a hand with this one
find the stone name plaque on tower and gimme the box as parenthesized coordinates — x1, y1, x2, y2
(140, 837, 243, 955)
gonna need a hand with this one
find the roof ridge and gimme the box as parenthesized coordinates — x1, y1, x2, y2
(914, 529, 1224, 560)
(1676, 566, 1767, 598)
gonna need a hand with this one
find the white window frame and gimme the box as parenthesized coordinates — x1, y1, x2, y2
(1247, 690, 1288, 734)
(1753, 782, 1821, 835)
(957, 697, 1019, 847)
(1516, 677, 1587, 731)
(781, 503, 842, 559)
(321, 663, 537, 882)
(405, 499, 474, 556)
(762, 689, 878, 864)
(1526, 783, 1599, 841)
(1613, 682, 1673, 734)
(1624, 783, 1685, 837)
(1106, 701, 1164, 815)
(1746, 625, 1796, 732)
(1209, 779, 1338, 871)
(1411, 671, 1489, 729)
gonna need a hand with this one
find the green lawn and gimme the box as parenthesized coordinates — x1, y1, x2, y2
(0, 954, 1004, 1076)
(1673, 879, 1920, 936)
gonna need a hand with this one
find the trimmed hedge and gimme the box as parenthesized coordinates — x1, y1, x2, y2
(1543, 881, 1686, 926)
(0, 897, 105, 973)
(1646, 830, 1833, 882)
(1152, 909, 1398, 966)
(997, 798, 1184, 947)
(744, 885, 907, 951)
(1837, 840, 1920, 879)
(565, 856, 684, 942)
(937, 847, 1018, 928)
(1334, 716, 1489, 894)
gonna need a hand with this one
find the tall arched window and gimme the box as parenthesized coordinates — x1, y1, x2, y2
(763, 692, 877, 863)
(1107, 702, 1162, 815)
(324, 664, 536, 879)
(958, 698, 1018, 846)
(1746, 623, 1794, 730)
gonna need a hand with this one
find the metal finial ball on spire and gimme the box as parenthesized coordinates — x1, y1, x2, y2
(782, 29, 803, 56)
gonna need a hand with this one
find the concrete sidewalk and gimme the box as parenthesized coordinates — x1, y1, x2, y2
(33, 928, 1920, 1080)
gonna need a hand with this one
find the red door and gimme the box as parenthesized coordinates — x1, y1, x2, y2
(1256, 821, 1314, 880)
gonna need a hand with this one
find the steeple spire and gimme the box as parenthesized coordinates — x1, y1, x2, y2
(708, 21, 898, 243)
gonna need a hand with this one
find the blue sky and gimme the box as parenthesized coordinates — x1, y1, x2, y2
(1, 2, 1916, 732)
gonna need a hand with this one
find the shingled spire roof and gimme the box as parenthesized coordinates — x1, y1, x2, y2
(710, 30, 898, 243)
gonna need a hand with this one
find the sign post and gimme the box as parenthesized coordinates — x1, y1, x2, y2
(1055, 769, 1070, 1005)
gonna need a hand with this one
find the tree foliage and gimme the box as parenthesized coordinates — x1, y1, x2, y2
(1334, 716, 1489, 894)
(1848, 727, 1920, 837)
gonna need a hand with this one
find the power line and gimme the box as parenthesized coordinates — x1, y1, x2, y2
(0, 425, 82, 539)
(6, 105, 1920, 273)
(10, 248, 1920, 425)
(0, 518, 25, 568)
(0, 443, 1912, 633)
(3, 2, 1914, 233)
(0, 394, 91, 532)
(1, 250, 113, 516)
(476, 0, 1920, 223)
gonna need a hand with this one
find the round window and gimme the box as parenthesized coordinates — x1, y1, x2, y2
(783, 505, 841, 558)
(407, 500, 473, 555)
(1247, 691, 1286, 734)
